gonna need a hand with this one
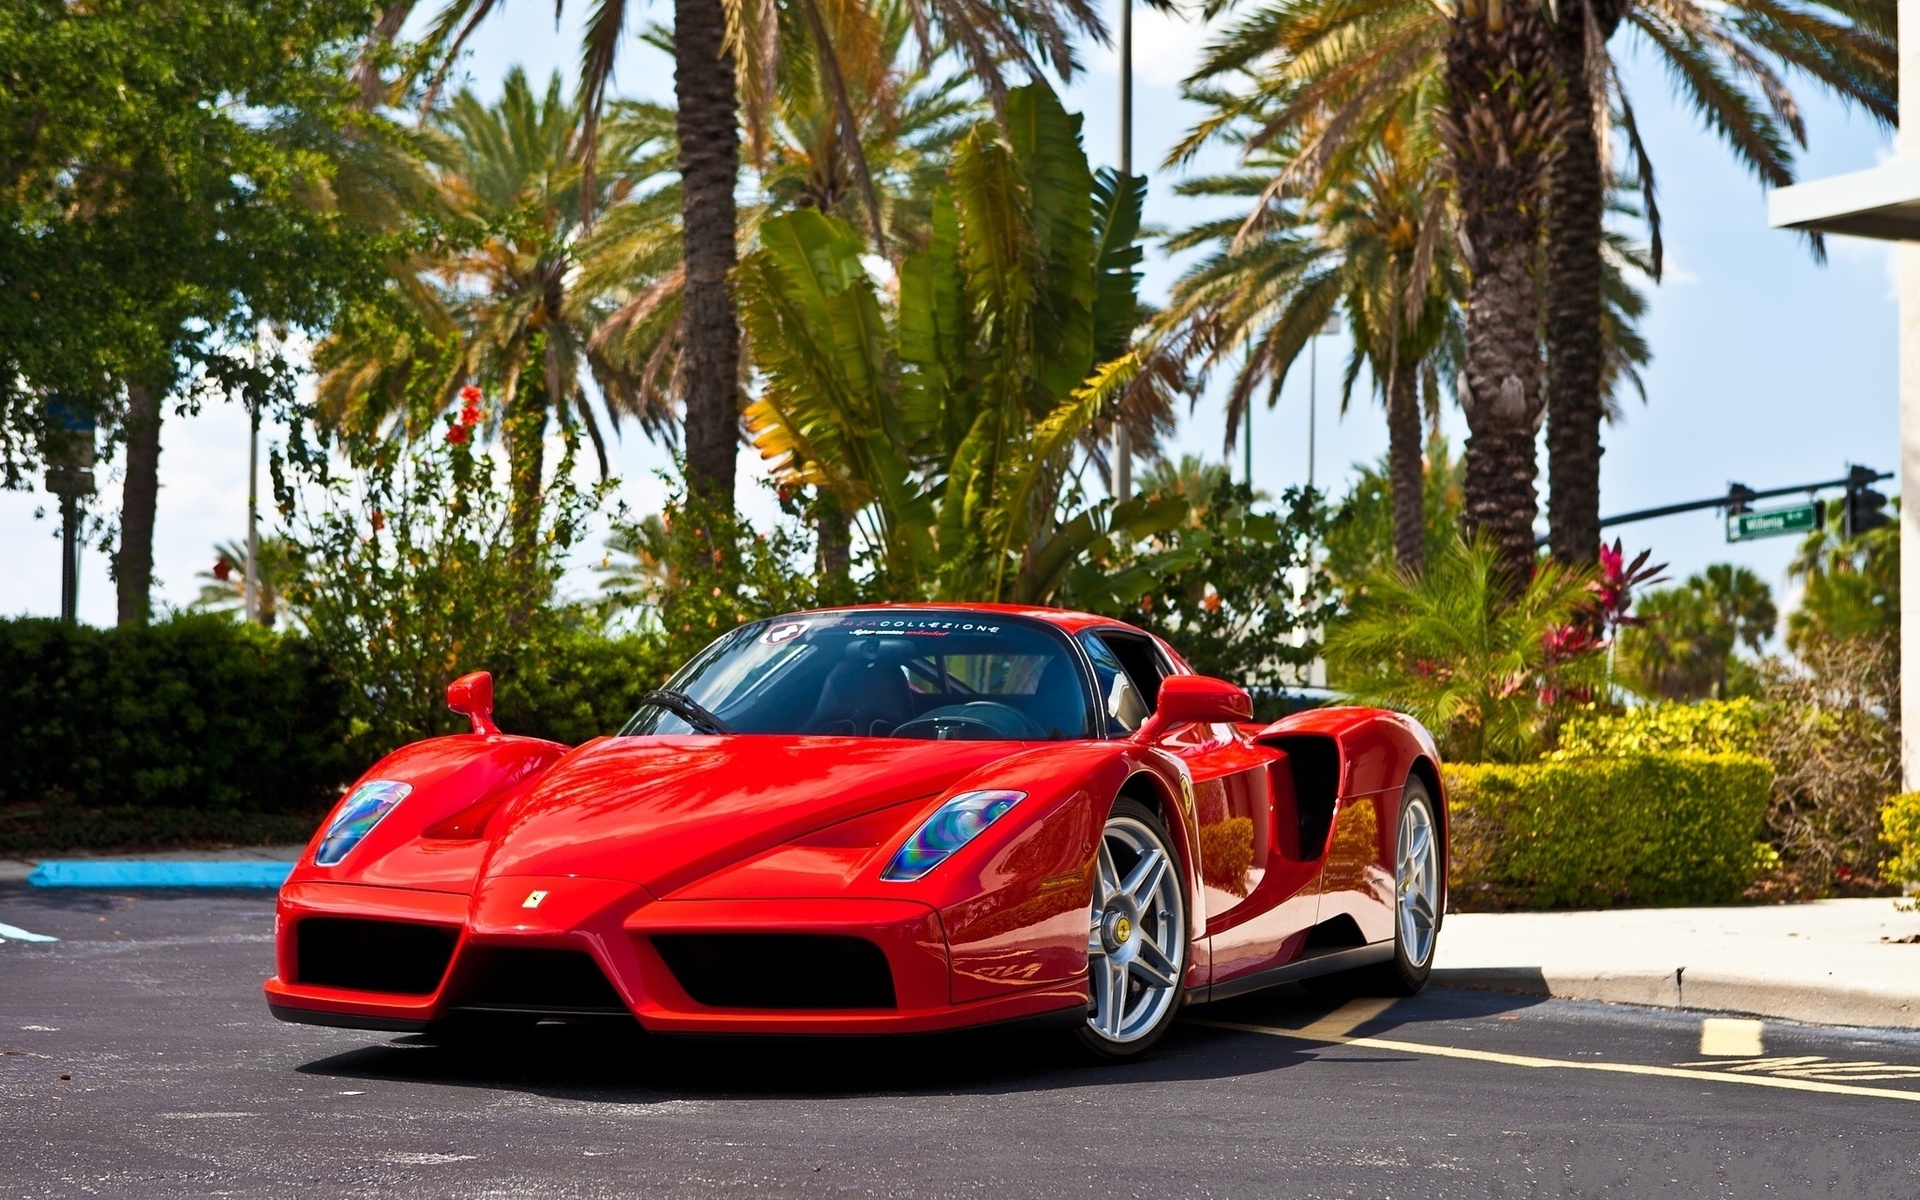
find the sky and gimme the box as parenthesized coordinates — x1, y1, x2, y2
(8, 0, 1900, 628)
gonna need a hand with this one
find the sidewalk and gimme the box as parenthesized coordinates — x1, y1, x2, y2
(1435, 898, 1920, 1029)
(0, 844, 305, 884)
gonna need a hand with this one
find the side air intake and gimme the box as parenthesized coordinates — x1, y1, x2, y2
(296, 917, 457, 995)
(652, 934, 897, 1009)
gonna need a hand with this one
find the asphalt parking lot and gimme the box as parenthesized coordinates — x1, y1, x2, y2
(4, 885, 1919, 1199)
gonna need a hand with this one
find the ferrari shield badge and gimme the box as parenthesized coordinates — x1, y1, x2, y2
(314, 780, 412, 866)
(761, 620, 808, 646)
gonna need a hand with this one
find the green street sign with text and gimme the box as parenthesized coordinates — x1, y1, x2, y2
(1727, 504, 1819, 542)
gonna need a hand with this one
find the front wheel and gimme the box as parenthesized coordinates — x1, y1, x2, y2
(1073, 798, 1189, 1062)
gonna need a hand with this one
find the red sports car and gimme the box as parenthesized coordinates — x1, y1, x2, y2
(266, 604, 1446, 1060)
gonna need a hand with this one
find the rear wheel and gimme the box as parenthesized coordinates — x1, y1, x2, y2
(1074, 798, 1189, 1061)
(1304, 775, 1442, 997)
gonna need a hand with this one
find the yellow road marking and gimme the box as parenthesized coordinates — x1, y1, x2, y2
(1699, 1017, 1764, 1057)
(1191, 1016, 1920, 1105)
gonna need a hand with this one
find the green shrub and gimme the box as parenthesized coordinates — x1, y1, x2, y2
(1551, 699, 1766, 758)
(1880, 791, 1920, 894)
(493, 625, 675, 745)
(0, 615, 356, 816)
(1445, 753, 1774, 908)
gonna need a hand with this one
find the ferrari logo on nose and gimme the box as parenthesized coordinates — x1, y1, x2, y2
(522, 890, 549, 909)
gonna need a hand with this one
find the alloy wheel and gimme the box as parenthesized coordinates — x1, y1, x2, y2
(1085, 814, 1186, 1045)
(1396, 796, 1440, 969)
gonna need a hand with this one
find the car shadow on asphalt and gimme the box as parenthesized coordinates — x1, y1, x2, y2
(291, 984, 1546, 1104)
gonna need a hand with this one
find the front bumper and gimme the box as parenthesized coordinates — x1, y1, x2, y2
(265, 880, 1087, 1036)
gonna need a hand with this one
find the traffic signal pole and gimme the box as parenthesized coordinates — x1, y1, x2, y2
(1530, 467, 1892, 547)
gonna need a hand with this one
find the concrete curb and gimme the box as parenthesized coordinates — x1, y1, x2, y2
(1434, 966, 1920, 1030)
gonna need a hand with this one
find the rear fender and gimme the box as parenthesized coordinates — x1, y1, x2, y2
(1255, 707, 1447, 895)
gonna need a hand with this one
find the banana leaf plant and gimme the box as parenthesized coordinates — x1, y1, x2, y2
(738, 83, 1188, 604)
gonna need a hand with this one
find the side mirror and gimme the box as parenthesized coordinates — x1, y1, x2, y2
(447, 671, 502, 736)
(1134, 675, 1253, 742)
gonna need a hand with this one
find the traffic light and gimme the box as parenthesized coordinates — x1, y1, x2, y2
(1843, 465, 1891, 539)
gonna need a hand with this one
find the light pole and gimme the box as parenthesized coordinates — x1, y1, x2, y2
(45, 400, 97, 624)
(244, 395, 261, 625)
(1112, 0, 1136, 504)
(1307, 310, 1341, 492)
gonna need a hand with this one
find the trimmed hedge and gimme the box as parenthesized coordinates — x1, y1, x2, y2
(1552, 699, 1765, 758)
(1445, 752, 1774, 909)
(0, 616, 357, 816)
(0, 615, 678, 852)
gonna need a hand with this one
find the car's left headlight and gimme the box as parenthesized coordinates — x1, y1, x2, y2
(314, 780, 412, 866)
(881, 790, 1025, 882)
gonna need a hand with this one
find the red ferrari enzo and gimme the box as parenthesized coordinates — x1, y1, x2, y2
(267, 604, 1446, 1060)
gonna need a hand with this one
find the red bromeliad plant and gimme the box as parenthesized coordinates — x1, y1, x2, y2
(1542, 539, 1665, 706)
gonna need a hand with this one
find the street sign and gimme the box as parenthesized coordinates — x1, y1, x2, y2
(1727, 503, 1820, 542)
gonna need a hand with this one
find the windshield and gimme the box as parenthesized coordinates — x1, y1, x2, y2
(621, 611, 1095, 740)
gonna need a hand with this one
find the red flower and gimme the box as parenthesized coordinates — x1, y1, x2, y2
(445, 423, 470, 444)
(370, 509, 386, 532)
(1203, 591, 1222, 614)
(459, 384, 482, 407)
(212, 556, 233, 582)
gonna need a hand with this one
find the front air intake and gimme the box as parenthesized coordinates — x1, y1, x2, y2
(652, 934, 897, 1009)
(448, 947, 628, 1015)
(296, 917, 457, 995)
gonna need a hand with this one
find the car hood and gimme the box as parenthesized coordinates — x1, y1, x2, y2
(479, 735, 1021, 892)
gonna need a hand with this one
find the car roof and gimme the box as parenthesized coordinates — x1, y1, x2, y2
(787, 601, 1142, 637)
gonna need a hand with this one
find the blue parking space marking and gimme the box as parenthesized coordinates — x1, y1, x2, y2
(26, 861, 295, 889)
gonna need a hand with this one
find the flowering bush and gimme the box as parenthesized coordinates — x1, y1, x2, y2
(1880, 791, 1920, 896)
(283, 409, 611, 754)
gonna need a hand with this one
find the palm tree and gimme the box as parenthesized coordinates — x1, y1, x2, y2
(1182, 0, 1893, 577)
(1542, 0, 1894, 565)
(1619, 565, 1775, 699)
(737, 84, 1185, 602)
(318, 70, 669, 550)
(400, 0, 1109, 516)
(1163, 103, 1463, 576)
(578, 10, 981, 424)
(195, 537, 303, 629)
(1178, 0, 1554, 579)
(1324, 533, 1603, 762)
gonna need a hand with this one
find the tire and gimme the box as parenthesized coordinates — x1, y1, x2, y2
(1303, 775, 1443, 998)
(1073, 797, 1190, 1062)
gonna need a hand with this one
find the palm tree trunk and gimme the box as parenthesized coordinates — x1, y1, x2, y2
(816, 499, 852, 583)
(1387, 363, 1425, 575)
(115, 381, 163, 626)
(1543, 11, 1606, 568)
(675, 0, 742, 511)
(1443, 1, 1558, 582)
(506, 370, 548, 555)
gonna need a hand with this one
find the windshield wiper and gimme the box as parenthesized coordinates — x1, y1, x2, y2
(638, 689, 738, 736)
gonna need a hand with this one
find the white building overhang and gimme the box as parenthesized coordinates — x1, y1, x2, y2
(1769, 162, 1920, 241)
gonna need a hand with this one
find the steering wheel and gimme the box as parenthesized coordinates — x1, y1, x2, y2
(892, 701, 1042, 741)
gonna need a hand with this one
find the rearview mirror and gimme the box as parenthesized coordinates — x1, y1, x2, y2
(1134, 675, 1253, 741)
(447, 671, 502, 736)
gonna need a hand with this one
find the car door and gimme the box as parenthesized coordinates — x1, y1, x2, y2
(1079, 630, 1320, 986)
